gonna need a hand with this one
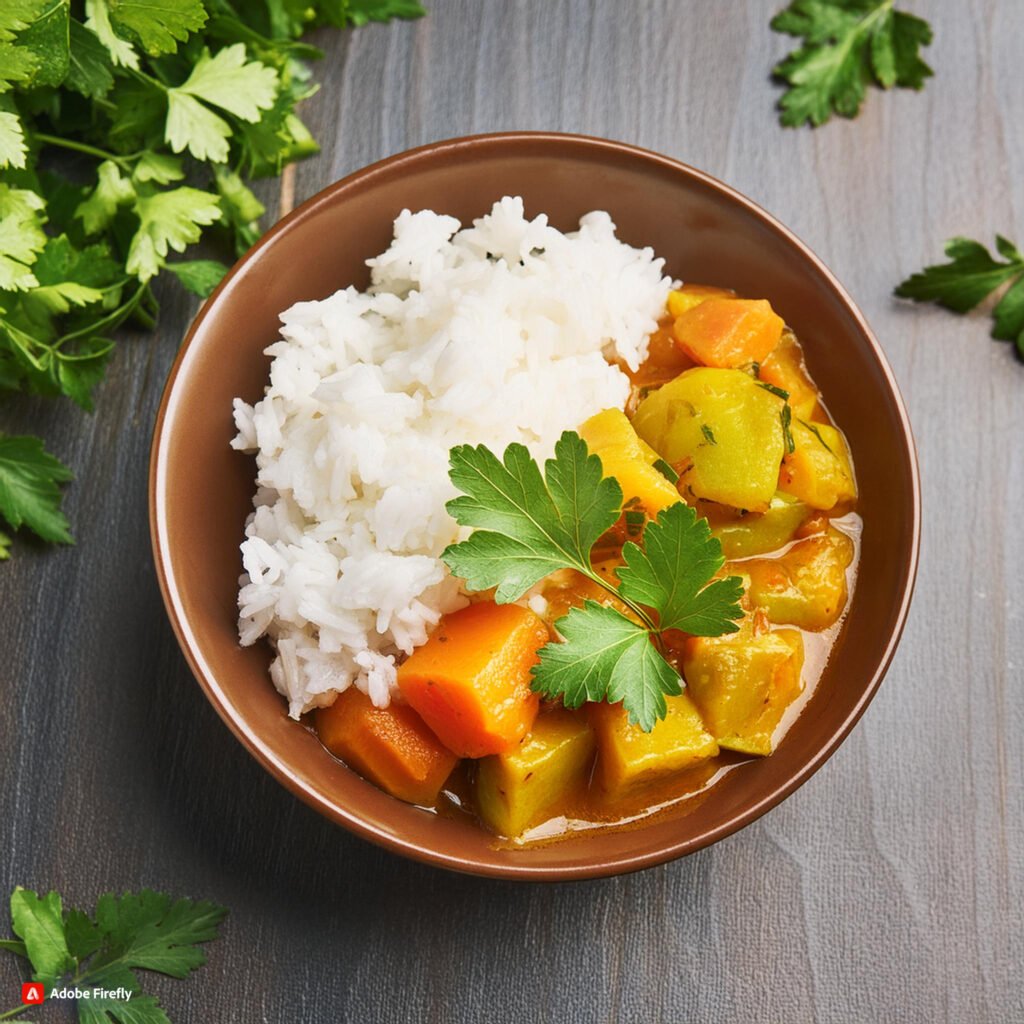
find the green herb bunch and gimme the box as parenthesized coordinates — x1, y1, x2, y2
(1, 886, 227, 1022)
(0, 0, 424, 560)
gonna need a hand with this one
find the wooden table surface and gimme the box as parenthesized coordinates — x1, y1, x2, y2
(2, 2, 1021, 1021)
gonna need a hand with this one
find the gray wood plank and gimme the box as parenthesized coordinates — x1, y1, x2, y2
(1, 1, 1021, 1021)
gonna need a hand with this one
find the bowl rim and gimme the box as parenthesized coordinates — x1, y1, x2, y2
(149, 130, 921, 880)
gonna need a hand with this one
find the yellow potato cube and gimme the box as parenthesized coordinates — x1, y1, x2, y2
(578, 408, 680, 516)
(666, 284, 733, 319)
(683, 627, 804, 756)
(632, 368, 786, 513)
(476, 708, 596, 837)
(702, 491, 808, 559)
(779, 420, 857, 511)
(737, 527, 855, 631)
(589, 694, 718, 800)
(758, 332, 820, 420)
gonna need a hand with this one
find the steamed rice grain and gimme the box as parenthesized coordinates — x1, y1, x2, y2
(233, 197, 671, 717)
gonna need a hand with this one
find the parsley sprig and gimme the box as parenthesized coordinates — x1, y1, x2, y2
(0, 0, 425, 559)
(771, 0, 933, 127)
(895, 236, 1024, 359)
(442, 432, 745, 731)
(1, 886, 227, 1022)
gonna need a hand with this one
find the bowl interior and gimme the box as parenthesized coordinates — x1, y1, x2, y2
(151, 134, 918, 878)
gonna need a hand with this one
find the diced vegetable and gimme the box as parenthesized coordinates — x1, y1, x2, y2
(683, 624, 804, 756)
(626, 322, 696, 396)
(316, 688, 458, 806)
(632, 367, 786, 513)
(736, 527, 855, 631)
(476, 707, 596, 837)
(578, 408, 681, 516)
(778, 419, 857, 510)
(397, 602, 547, 758)
(666, 283, 735, 319)
(758, 332, 820, 419)
(672, 298, 784, 369)
(589, 694, 718, 800)
(701, 491, 808, 559)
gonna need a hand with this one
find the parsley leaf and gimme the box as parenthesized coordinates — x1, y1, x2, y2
(2, 886, 227, 1023)
(443, 432, 744, 729)
(126, 186, 221, 281)
(533, 601, 683, 731)
(895, 235, 1024, 358)
(0, 433, 73, 544)
(105, 0, 208, 56)
(772, 0, 934, 127)
(165, 258, 228, 297)
(617, 502, 745, 636)
(0, 183, 47, 290)
(443, 432, 623, 603)
(9, 888, 74, 984)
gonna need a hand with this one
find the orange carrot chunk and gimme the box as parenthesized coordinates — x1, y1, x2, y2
(672, 297, 784, 369)
(316, 688, 458, 806)
(397, 602, 547, 758)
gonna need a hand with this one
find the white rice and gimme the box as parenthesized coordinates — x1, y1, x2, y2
(232, 196, 671, 718)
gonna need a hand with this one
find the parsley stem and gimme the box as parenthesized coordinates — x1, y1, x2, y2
(32, 133, 129, 167)
(577, 566, 661, 637)
(56, 283, 148, 348)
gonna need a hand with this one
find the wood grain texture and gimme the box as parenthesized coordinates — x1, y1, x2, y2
(1, 1, 1022, 1020)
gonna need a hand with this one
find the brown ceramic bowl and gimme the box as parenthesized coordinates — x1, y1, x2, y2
(150, 132, 920, 879)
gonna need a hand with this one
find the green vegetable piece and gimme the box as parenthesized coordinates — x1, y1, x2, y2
(772, 0, 933, 127)
(705, 491, 808, 560)
(896, 235, 1024, 358)
(632, 367, 786, 513)
(476, 708, 596, 838)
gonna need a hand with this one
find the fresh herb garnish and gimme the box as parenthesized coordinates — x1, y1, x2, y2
(757, 380, 789, 401)
(1, 886, 227, 1022)
(442, 432, 744, 730)
(0, 0, 425, 558)
(799, 418, 835, 453)
(700, 424, 717, 446)
(771, 0, 933, 127)
(757, 382, 795, 453)
(895, 235, 1024, 358)
(780, 402, 795, 454)
(652, 457, 679, 483)
(0, 433, 73, 545)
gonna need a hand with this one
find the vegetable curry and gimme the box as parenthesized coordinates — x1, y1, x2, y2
(314, 283, 860, 845)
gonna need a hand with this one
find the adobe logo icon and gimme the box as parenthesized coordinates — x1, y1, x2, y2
(21, 982, 45, 1005)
